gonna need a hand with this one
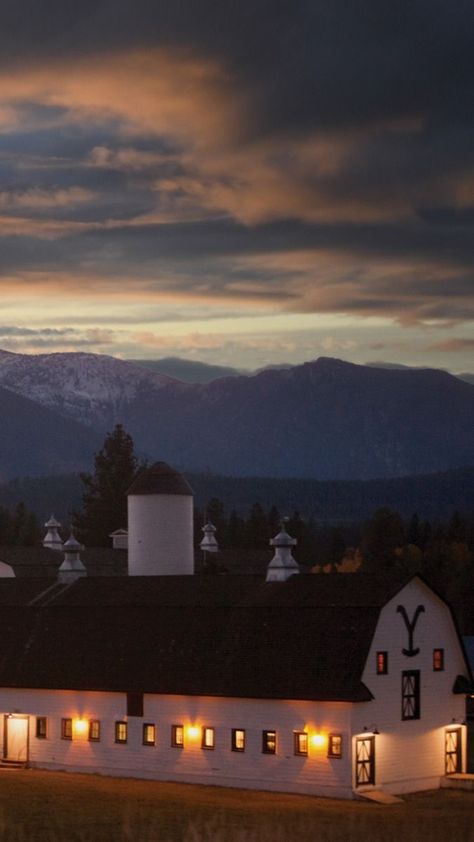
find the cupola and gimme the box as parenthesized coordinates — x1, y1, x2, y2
(58, 534, 87, 583)
(43, 515, 63, 551)
(266, 520, 300, 582)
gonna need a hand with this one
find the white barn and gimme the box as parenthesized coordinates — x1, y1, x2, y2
(0, 462, 471, 798)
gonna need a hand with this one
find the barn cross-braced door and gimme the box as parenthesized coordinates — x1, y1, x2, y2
(445, 727, 462, 774)
(355, 735, 375, 786)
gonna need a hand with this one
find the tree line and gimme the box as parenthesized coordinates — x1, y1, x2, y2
(0, 424, 472, 631)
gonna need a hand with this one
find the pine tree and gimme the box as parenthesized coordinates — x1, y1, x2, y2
(72, 424, 139, 547)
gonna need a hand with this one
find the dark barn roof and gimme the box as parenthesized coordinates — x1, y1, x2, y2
(0, 574, 412, 703)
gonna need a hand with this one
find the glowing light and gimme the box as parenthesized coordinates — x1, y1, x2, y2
(187, 725, 200, 739)
(311, 733, 326, 748)
(74, 718, 88, 735)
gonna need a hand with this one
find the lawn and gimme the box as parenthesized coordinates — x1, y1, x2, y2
(0, 770, 472, 842)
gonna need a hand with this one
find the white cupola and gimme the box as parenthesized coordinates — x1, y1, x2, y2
(43, 515, 63, 551)
(266, 520, 300, 583)
(58, 534, 87, 583)
(200, 521, 219, 554)
(127, 462, 194, 576)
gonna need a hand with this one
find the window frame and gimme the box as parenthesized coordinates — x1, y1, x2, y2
(231, 728, 246, 752)
(36, 716, 47, 739)
(171, 724, 184, 748)
(201, 726, 215, 750)
(433, 648, 444, 672)
(88, 720, 101, 742)
(401, 670, 421, 721)
(376, 651, 388, 675)
(115, 721, 128, 744)
(61, 717, 72, 741)
(142, 723, 155, 746)
(328, 733, 343, 758)
(293, 730, 308, 756)
(262, 729, 276, 755)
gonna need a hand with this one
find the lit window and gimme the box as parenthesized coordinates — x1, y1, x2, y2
(262, 730, 276, 754)
(376, 651, 388, 675)
(115, 721, 128, 743)
(89, 720, 100, 742)
(231, 729, 245, 752)
(294, 731, 308, 756)
(202, 727, 215, 750)
(433, 648, 444, 671)
(61, 718, 72, 740)
(171, 724, 184, 748)
(328, 734, 342, 758)
(36, 717, 47, 739)
(143, 723, 155, 746)
(402, 670, 420, 720)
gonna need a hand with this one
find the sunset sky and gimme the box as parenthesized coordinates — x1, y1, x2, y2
(0, 1, 473, 371)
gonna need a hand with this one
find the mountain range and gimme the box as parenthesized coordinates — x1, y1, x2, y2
(0, 349, 473, 480)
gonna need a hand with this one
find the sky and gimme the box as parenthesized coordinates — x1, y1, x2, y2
(0, 0, 473, 372)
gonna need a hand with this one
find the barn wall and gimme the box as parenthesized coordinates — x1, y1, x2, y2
(0, 689, 354, 798)
(356, 578, 468, 794)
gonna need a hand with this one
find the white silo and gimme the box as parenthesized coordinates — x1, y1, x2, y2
(127, 462, 194, 576)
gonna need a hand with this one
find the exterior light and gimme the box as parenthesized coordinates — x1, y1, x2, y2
(187, 725, 200, 739)
(74, 719, 88, 735)
(311, 733, 325, 748)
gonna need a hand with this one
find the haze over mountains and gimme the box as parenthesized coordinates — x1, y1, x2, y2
(0, 349, 473, 481)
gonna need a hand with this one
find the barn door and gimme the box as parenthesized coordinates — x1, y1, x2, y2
(445, 727, 462, 774)
(4, 716, 29, 762)
(355, 736, 375, 786)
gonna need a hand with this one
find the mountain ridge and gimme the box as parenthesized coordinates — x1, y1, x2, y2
(0, 350, 472, 480)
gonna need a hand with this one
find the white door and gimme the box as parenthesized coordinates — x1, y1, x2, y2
(5, 716, 28, 761)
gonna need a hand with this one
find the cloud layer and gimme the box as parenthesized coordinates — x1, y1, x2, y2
(0, 1, 472, 367)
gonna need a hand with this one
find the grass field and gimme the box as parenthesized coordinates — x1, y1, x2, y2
(0, 770, 472, 841)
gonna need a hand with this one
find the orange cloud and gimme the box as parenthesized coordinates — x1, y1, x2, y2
(0, 187, 94, 209)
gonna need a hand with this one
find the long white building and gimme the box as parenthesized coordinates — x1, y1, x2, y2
(0, 462, 471, 798)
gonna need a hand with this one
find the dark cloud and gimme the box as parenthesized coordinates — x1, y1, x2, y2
(0, 0, 472, 336)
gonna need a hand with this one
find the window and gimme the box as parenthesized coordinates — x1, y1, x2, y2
(36, 717, 47, 739)
(61, 718, 72, 740)
(433, 648, 444, 671)
(294, 731, 308, 756)
(143, 723, 155, 746)
(262, 730, 276, 754)
(231, 729, 245, 752)
(89, 720, 100, 742)
(202, 727, 215, 750)
(376, 651, 388, 675)
(127, 692, 143, 717)
(171, 724, 184, 748)
(402, 670, 420, 720)
(115, 721, 128, 743)
(328, 734, 342, 758)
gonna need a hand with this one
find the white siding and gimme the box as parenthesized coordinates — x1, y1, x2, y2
(128, 494, 193, 575)
(355, 578, 468, 794)
(0, 688, 353, 798)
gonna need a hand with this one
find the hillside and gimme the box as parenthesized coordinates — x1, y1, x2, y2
(0, 385, 101, 480)
(1, 466, 472, 524)
(0, 351, 473, 480)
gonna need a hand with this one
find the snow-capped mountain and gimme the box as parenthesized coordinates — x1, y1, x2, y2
(0, 350, 179, 428)
(0, 351, 473, 480)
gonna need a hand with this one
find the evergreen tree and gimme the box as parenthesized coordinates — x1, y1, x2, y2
(72, 424, 139, 547)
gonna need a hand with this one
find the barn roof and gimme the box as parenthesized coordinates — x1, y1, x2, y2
(0, 573, 414, 703)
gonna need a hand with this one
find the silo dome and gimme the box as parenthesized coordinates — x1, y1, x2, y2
(127, 462, 194, 576)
